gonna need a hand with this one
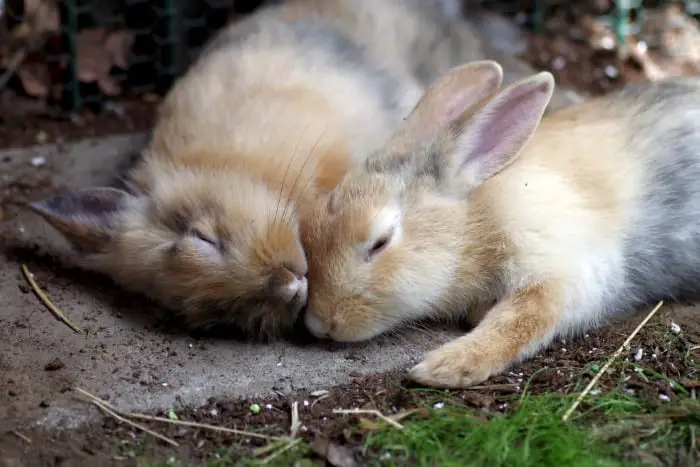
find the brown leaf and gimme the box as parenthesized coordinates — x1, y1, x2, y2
(105, 30, 135, 69)
(74, 27, 126, 95)
(15, 59, 49, 98)
(357, 417, 380, 431)
(310, 435, 359, 467)
(388, 407, 430, 422)
(12, 0, 60, 44)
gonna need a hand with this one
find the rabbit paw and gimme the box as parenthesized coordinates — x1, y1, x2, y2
(408, 337, 505, 388)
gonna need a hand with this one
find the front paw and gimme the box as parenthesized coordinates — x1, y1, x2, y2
(408, 337, 505, 388)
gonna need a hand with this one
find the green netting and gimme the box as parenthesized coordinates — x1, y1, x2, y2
(0, 0, 698, 111)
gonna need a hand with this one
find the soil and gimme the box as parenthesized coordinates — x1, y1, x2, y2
(1, 2, 699, 466)
(1, 305, 698, 466)
(0, 94, 157, 150)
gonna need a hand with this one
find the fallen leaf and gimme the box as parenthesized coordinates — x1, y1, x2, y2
(357, 417, 380, 431)
(310, 435, 359, 467)
(388, 407, 430, 422)
(12, 0, 60, 44)
(74, 27, 124, 95)
(15, 56, 49, 98)
(104, 30, 134, 69)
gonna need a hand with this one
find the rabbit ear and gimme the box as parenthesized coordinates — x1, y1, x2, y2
(396, 60, 504, 148)
(445, 71, 555, 192)
(28, 187, 131, 253)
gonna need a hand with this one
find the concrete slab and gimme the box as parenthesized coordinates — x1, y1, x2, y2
(0, 30, 585, 430)
(0, 134, 463, 430)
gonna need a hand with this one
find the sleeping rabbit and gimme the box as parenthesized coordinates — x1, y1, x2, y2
(301, 60, 700, 387)
(27, 0, 484, 339)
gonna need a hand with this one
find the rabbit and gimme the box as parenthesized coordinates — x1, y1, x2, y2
(26, 0, 486, 340)
(300, 59, 700, 388)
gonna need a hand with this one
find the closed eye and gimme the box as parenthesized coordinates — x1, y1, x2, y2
(191, 228, 218, 248)
(369, 236, 389, 256)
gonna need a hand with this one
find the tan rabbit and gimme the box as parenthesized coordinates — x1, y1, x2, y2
(301, 60, 700, 387)
(27, 0, 484, 339)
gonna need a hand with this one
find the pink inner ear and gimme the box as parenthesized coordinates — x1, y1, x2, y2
(467, 90, 534, 164)
(459, 77, 551, 182)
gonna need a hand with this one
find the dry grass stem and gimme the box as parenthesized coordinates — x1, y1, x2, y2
(22, 264, 84, 334)
(290, 401, 301, 438)
(259, 438, 302, 464)
(10, 430, 31, 443)
(75, 388, 283, 442)
(333, 408, 404, 430)
(561, 300, 664, 422)
(75, 388, 178, 447)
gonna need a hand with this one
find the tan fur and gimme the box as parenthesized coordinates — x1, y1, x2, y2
(30, 0, 481, 339)
(302, 62, 700, 387)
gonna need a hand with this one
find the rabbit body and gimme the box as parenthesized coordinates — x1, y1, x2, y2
(301, 61, 700, 387)
(28, 0, 479, 338)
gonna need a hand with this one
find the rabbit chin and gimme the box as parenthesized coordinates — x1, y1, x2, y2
(303, 304, 403, 343)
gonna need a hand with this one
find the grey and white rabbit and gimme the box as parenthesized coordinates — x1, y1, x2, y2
(300, 60, 700, 387)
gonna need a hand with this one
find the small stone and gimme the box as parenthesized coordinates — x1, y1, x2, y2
(310, 390, 329, 397)
(659, 394, 671, 402)
(303, 400, 309, 407)
(670, 322, 681, 334)
(44, 358, 65, 372)
(433, 402, 445, 409)
(634, 348, 644, 362)
(31, 155, 46, 167)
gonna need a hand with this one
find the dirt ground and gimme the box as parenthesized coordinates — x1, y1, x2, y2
(1, 305, 697, 466)
(1, 3, 699, 466)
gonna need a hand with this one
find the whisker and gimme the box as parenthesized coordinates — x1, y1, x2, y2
(271, 125, 309, 234)
(281, 127, 328, 225)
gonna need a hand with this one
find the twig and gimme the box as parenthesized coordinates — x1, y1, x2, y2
(290, 401, 301, 438)
(76, 389, 178, 447)
(332, 408, 404, 430)
(75, 388, 282, 442)
(0, 48, 28, 91)
(468, 383, 519, 392)
(260, 438, 302, 465)
(21, 264, 84, 334)
(10, 430, 31, 443)
(561, 300, 664, 422)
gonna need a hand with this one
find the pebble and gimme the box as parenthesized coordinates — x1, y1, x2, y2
(44, 358, 65, 372)
(433, 402, 445, 409)
(31, 156, 46, 167)
(634, 347, 644, 362)
(670, 322, 681, 334)
(310, 390, 329, 397)
(659, 394, 671, 402)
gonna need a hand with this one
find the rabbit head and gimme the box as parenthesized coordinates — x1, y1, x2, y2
(301, 61, 555, 342)
(29, 154, 310, 340)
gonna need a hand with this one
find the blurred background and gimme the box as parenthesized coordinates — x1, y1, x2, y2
(0, 0, 699, 148)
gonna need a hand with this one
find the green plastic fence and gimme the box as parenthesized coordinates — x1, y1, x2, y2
(1, 0, 699, 111)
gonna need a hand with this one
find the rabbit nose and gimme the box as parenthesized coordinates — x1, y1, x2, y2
(304, 310, 330, 339)
(272, 267, 308, 304)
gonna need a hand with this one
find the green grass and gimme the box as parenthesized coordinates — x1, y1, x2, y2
(360, 367, 699, 467)
(363, 391, 697, 467)
(133, 361, 699, 467)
